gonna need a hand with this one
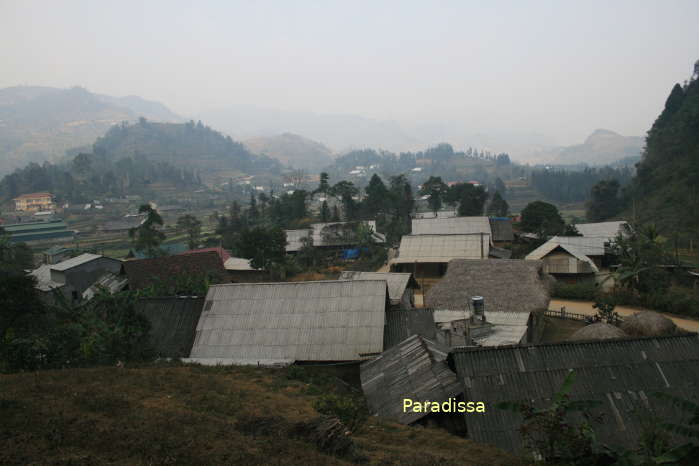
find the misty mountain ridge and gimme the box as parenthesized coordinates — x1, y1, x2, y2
(243, 133, 334, 170)
(0, 85, 181, 175)
(524, 128, 643, 166)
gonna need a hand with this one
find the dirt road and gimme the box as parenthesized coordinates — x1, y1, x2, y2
(550, 299, 699, 333)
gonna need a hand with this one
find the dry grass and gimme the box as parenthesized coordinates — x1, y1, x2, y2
(0, 363, 524, 466)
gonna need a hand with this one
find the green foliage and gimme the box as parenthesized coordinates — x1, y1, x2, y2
(592, 295, 621, 325)
(631, 69, 699, 244)
(498, 370, 603, 465)
(613, 224, 673, 295)
(586, 179, 622, 222)
(235, 226, 286, 271)
(312, 393, 369, 434)
(551, 281, 597, 300)
(521, 200, 565, 236)
(487, 190, 509, 217)
(419, 176, 447, 214)
(129, 204, 166, 258)
(531, 166, 633, 204)
(176, 214, 202, 250)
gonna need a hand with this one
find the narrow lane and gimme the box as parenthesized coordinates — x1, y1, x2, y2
(549, 299, 699, 333)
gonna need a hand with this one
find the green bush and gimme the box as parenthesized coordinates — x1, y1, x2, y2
(552, 281, 597, 300)
(312, 393, 369, 434)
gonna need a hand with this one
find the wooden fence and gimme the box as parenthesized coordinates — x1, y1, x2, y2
(545, 308, 624, 324)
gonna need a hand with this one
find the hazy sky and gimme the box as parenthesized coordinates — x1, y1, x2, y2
(2, 0, 698, 145)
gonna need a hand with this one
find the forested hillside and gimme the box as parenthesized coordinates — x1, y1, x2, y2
(0, 86, 181, 174)
(631, 70, 699, 240)
(93, 119, 281, 175)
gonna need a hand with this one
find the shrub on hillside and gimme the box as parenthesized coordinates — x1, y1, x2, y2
(552, 281, 597, 300)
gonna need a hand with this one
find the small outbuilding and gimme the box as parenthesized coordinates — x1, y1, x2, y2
(621, 311, 677, 337)
(339, 271, 419, 309)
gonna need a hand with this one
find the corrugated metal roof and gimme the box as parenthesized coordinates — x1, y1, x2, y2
(411, 216, 492, 238)
(392, 234, 491, 264)
(284, 229, 312, 252)
(82, 273, 128, 300)
(30, 264, 64, 292)
(4, 220, 67, 233)
(489, 218, 514, 242)
(384, 308, 437, 350)
(50, 253, 105, 271)
(223, 257, 259, 271)
(434, 310, 530, 347)
(451, 334, 699, 378)
(338, 271, 417, 304)
(189, 280, 389, 365)
(574, 221, 629, 240)
(463, 359, 699, 453)
(360, 335, 461, 424)
(550, 236, 606, 256)
(136, 297, 204, 358)
(525, 240, 599, 272)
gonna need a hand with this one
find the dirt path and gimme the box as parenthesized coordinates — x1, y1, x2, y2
(550, 299, 699, 333)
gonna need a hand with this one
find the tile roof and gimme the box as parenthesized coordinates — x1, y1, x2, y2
(392, 234, 491, 264)
(360, 335, 461, 424)
(122, 251, 227, 290)
(187, 280, 389, 365)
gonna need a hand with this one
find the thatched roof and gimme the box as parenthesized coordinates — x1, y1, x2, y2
(424, 259, 551, 313)
(568, 322, 628, 341)
(621, 311, 677, 337)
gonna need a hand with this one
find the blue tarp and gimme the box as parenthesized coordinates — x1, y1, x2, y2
(342, 248, 361, 260)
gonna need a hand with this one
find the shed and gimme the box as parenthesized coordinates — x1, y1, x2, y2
(31, 253, 123, 301)
(187, 280, 389, 365)
(488, 217, 514, 244)
(383, 308, 437, 350)
(449, 334, 699, 454)
(339, 271, 419, 308)
(525, 240, 598, 281)
(360, 335, 461, 424)
(433, 310, 532, 347)
(425, 259, 551, 314)
(135, 297, 205, 358)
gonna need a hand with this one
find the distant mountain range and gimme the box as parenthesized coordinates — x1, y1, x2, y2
(0, 86, 182, 175)
(524, 129, 643, 166)
(243, 133, 334, 170)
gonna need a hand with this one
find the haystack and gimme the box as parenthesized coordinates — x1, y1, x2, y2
(424, 259, 551, 313)
(621, 311, 677, 337)
(568, 322, 628, 341)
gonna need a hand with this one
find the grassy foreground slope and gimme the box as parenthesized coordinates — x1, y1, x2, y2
(0, 363, 520, 466)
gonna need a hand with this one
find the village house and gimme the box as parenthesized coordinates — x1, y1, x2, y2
(30, 253, 123, 302)
(13, 192, 55, 212)
(390, 234, 491, 278)
(339, 271, 419, 309)
(284, 220, 384, 253)
(122, 251, 228, 290)
(488, 217, 514, 247)
(410, 216, 492, 239)
(186, 280, 390, 365)
(525, 240, 599, 284)
(449, 334, 699, 454)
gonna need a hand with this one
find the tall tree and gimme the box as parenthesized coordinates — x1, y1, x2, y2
(420, 176, 447, 214)
(129, 204, 166, 258)
(314, 172, 330, 196)
(487, 191, 509, 217)
(320, 200, 330, 222)
(176, 214, 202, 250)
(236, 226, 287, 271)
(586, 179, 621, 222)
(364, 174, 389, 218)
(520, 201, 565, 237)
